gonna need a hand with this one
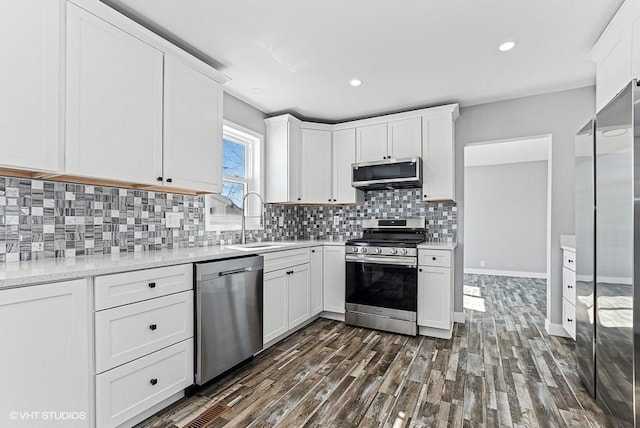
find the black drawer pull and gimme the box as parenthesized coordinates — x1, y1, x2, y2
(567, 285, 573, 289)
(419, 268, 423, 272)
(166, 178, 173, 183)
(567, 318, 573, 323)
(156, 176, 163, 182)
(150, 378, 158, 385)
(432, 257, 437, 261)
(568, 259, 574, 263)
(148, 282, 156, 289)
(149, 324, 157, 331)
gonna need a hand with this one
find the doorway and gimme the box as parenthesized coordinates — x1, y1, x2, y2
(462, 136, 552, 314)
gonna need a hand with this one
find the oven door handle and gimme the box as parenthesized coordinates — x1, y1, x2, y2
(345, 254, 417, 267)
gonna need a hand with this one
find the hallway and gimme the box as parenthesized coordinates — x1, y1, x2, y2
(137, 274, 608, 427)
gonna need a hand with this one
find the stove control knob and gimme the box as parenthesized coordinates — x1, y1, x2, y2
(390, 248, 397, 255)
(361, 247, 368, 254)
(400, 248, 408, 255)
(351, 247, 359, 253)
(374, 248, 382, 254)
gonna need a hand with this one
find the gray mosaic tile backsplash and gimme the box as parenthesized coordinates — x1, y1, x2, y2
(0, 176, 455, 263)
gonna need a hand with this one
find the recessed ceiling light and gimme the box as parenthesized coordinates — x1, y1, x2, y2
(498, 41, 517, 52)
(350, 79, 362, 87)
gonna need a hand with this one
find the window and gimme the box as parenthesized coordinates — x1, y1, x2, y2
(205, 121, 263, 231)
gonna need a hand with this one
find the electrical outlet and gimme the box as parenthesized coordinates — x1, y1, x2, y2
(480, 260, 486, 268)
(165, 212, 183, 228)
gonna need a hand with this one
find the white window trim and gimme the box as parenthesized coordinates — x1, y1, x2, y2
(206, 120, 264, 232)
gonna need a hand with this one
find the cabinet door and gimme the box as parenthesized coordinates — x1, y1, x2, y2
(562, 298, 576, 340)
(163, 56, 223, 193)
(310, 247, 324, 315)
(263, 270, 289, 343)
(387, 118, 422, 159)
(356, 124, 388, 162)
(300, 129, 333, 203)
(288, 264, 311, 329)
(0, 280, 91, 427)
(323, 246, 346, 313)
(332, 128, 363, 204)
(417, 266, 451, 329)
(66, 3, 163, 185)
(422, 114, 455, 201)
(289, 121, 302, 202)
(0, 0, 61, 172)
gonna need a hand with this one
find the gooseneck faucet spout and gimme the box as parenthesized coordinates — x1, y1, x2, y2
(241, 192, 264, 244)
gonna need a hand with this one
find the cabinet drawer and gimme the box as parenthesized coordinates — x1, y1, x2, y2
(419, 250, 451, 268)
(262, 248, 310, 273)
(562, 267, 576, 305)
(95, 264, 192, 310)
(562, 298, 576, 340)
(96, 339, 194, 428)
(563, 250, 576, 272)
(95, 291, 194, 373)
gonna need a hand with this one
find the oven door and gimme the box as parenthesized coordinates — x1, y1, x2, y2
(345, 254, 417, 314)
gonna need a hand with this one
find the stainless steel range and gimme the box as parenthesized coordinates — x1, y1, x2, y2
(345, 218, 426, 336)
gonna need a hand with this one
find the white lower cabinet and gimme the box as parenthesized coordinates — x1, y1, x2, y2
(417, 249, 454, 338)
(323, 246, 346, 314)
(263, 263, 311, 344)
(562, 248, 576, 340)
(94, 266, 194, 428)
(562, 298, 576, 340)
(96, 339, 193, 428)
(263, 269, 290, 343)
(0, 279, 91, 428)
(287, 265, 311, 329)
(310, 247, 324, 315)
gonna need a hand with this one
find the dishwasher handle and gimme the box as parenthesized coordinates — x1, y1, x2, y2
(218, 266, 257, 277)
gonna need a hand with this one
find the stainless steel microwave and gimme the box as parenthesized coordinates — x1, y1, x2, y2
(351, 157, 422, 190)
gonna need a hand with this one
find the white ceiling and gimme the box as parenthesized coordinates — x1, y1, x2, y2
(105, 0, 623, 122)
(465, 137, 549, 167)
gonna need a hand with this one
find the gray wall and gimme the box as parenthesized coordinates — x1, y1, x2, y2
(464, 160, 548, 274)
(455, 86, 595, 328)
(223, 92, 266, 135)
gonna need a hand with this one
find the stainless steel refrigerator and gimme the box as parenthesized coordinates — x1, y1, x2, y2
(575, 119, 596, 398)
(594, 80, 637, 427)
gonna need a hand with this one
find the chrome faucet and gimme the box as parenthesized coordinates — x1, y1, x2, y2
(241, 191, 264, 244)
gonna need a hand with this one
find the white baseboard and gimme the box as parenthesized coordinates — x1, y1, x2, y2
(545, 319, 570, 337)
(453, 311, 465, 324)
(464, 268, 547, 279)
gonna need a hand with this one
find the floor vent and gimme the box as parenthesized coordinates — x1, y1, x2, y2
(184, 403, 230, 428)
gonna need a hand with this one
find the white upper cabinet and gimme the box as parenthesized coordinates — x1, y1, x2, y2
(332, 128, 364, 204)
(300, 128, 333, 203)
(163, 56, 223, 193)
(422, 108, 458, 202)
(0, 0, 62, 172)
(356, 123, 388, 162)
(265, 115, 302, 203)
(590, 1, 640, 110)
(66, 3, 163, 185)
(387, 117, 422, 159)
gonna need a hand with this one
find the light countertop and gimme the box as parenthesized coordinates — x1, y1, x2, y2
(0, 239, 345, 290)
(417, 242, 457, 250)
(560, 235, 576, 252)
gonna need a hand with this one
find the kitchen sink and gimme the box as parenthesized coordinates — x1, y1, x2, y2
(226, 242, 298, 251)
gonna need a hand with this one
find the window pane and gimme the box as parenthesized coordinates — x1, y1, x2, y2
(223, 139, 246, 178)
(222, 180, 245, 214)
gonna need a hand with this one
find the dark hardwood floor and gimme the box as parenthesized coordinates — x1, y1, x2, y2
(137, 274, 609, 427)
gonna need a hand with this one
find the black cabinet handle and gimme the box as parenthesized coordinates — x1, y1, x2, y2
(432, 257, 437, 261)
(567, 318, 573, 323)
(419, 268, 423, 272)
(166, 178, 173, 183)
(157, 176, 163, 182)
(423, 194, 427, 198)
(333, 199, 337, 202)
(568, 285, 573, 289)
(328, 199, 331, 202)
(297, 198, 301, 201)
(150, 378, 158, 385)
(311, 249, 315, 253)
(149, 324, 157, 331)
(148, 282, 156, 289)
(568, 259, 574, 263)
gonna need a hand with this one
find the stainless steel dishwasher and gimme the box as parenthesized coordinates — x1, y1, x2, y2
(195, 255, 263, 385)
